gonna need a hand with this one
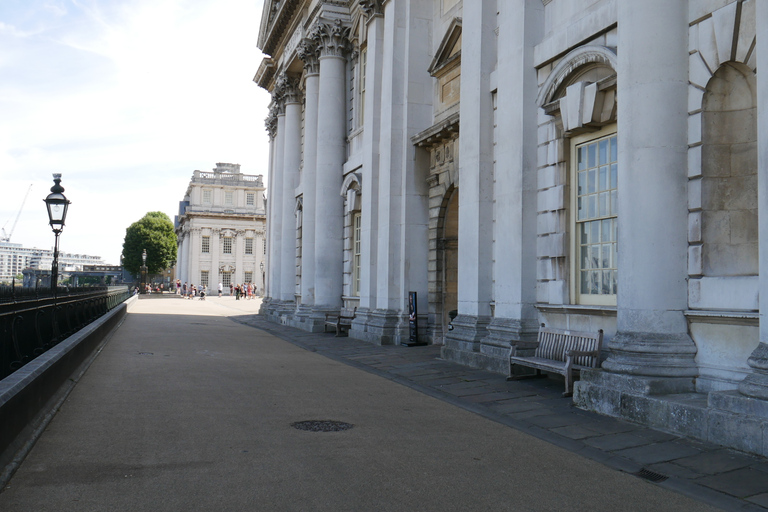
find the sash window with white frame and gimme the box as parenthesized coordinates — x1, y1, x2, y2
(572, 128, 617, 305)
(352, 212, 361, 297)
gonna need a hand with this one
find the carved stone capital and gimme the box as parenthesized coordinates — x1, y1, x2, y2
(297, 38, 320, 75)
(360, 0, 384, 19)
(275, 73, 302, 104)
(271, 90, 285, 115)
(265, 105, 278, 140)
(311, 19, 351, 59)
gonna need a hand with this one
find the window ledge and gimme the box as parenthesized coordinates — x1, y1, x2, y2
(535, 303, 617, 316)
(684, 310, 758, 326)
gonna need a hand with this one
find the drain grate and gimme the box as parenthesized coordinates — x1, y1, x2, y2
(634, 468, 668, 483)
(291, 420, 354, 432)
(138, 352, 154, 356)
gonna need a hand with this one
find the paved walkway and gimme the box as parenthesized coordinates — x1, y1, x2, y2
(0, 295, 765, 511)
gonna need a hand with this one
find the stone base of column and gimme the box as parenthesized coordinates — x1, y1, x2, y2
(601, 331, 698, 382)
(442, 314, 492, 370)
(739, 343, 768, 400)
(258, 297, 273, 316)
(348, 309, 407, 346)
(290, 304, 320, 331)
(260, 300, 295, 324)
(575, 371, 768, 457)
(304, 305, 341, 333)
(477, 317, 540, 374)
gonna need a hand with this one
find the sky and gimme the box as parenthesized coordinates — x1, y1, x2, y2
(0, 0, 271, 265)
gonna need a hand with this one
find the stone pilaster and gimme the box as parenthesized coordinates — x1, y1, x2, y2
(443, 0, 496, 356)
(478, 0, 543, 373)
(595, 0, 697, 389)
(739, 1, 768, 399)
(210, 228, 221, 289)
(348, 7, 385, 341)
(188, 228, 201, 286)
(234, 229, 245, 286)
(310, 20, 350, 314)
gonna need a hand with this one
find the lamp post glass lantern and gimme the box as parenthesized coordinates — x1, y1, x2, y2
(43, 174, 70, 291)
(140, 249, 148, 294)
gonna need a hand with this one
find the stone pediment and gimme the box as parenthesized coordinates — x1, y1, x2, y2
(428, 18, 462, 78)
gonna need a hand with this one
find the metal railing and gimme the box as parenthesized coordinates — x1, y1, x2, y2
(0, 286, 130, 380)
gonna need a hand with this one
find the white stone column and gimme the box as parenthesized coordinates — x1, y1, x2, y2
(269, 101, 286, 308)
(739, 3, 768, 399)
(279, 74, 302, 305)
(483, 0, 542, 368)
(177, 231, 188, 284)
(311, 20, 349, 311)
(189, 228, 200, 286)
(448, 0, 497, 349)
(601, 0, 697, 384)
(297, 41, 320, 315)
(262, 116, 276, 301)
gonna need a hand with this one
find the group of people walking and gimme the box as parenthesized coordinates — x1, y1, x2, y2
(175, 280, 206, 300)
(174, 279, 258, 300)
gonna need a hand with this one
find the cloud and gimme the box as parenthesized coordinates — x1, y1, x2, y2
(0, 0, 271, 264)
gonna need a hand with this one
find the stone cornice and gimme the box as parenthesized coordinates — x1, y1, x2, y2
(253, 57, 276, 91)
(259, 0, 303, 57)
(411, 112, 460, 148)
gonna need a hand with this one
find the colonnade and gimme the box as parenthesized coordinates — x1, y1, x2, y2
(263, 19, 351, 326)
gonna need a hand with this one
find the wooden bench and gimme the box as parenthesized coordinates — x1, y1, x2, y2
(508, 324, 603, 397)
(324, 307, 357, 337)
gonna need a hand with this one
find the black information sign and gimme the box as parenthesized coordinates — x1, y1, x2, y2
(403, 291, 426, 346)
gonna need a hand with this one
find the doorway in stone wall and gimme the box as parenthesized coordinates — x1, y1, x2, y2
(440, 188, 459, 339)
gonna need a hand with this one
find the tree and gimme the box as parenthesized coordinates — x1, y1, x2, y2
(122, 212, 177, 275)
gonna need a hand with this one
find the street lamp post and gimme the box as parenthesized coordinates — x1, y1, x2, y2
(260, 261, 265, 297)
(140, 249, 148, 294)
(43, 174, 70, 295)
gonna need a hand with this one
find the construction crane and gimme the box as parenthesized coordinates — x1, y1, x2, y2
(1, 184, 33, 243)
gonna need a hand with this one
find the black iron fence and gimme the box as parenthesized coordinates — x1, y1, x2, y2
(0, 286, 130, 381)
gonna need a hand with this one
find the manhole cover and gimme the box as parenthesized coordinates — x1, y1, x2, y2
(291, 420, 354, 432)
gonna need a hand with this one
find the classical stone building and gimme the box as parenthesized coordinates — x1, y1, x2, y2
(175, 163, 267, 294)
(255, 0, 768, 456)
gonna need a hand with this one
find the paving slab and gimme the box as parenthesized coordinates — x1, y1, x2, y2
(1, 296, 763, 511)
